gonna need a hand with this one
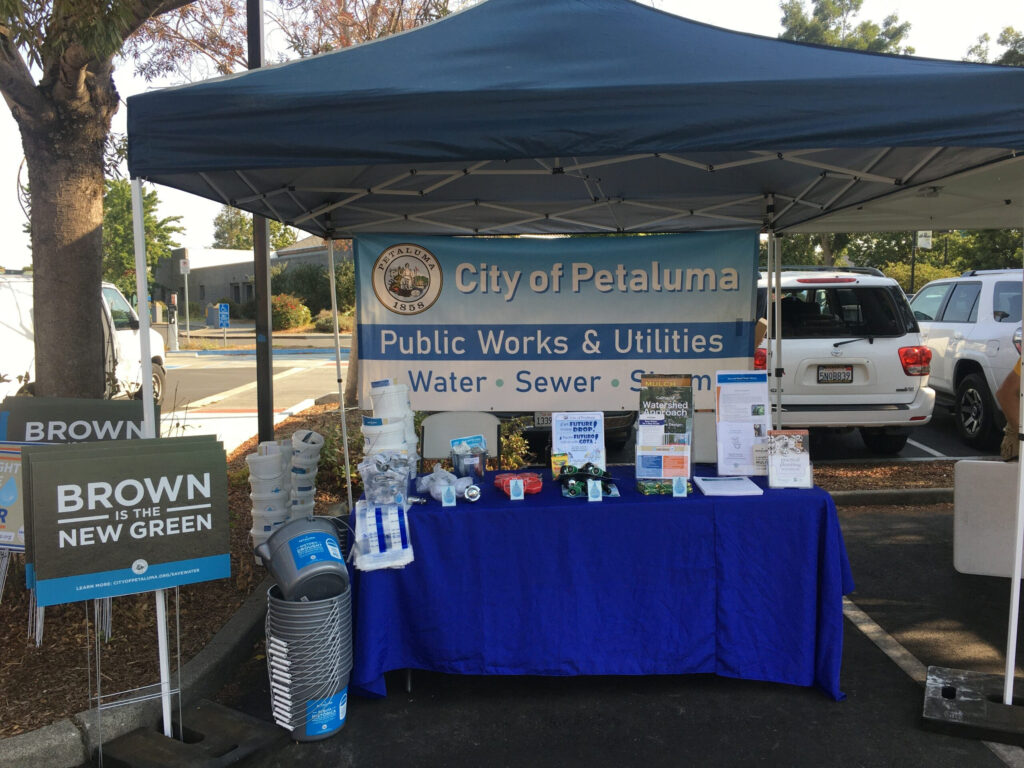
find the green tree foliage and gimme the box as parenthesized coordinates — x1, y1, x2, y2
(779, 0, 913, 53)
(0, 0, 448, 399)
(211, 206, 299, 251)
(777, 1, 911, 266)
(101, 179, 183, 296)
(272, 257, 356, 316)
(844, 229, 1022, 285)
(967, 28, 1024, 66)
(880, 261, 959, 295)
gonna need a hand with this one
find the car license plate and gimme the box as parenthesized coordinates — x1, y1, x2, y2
(534, 411, 552, 427)
(817, 365, 853, 384)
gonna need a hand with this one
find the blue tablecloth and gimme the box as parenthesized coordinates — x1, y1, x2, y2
(351, 466, 854, 700)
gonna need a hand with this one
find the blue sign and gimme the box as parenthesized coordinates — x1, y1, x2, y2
(355, 232, 758, 413)
(218, 303, 230, 329)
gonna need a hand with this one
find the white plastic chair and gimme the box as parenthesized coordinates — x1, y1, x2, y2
(419, 411, 502, 471)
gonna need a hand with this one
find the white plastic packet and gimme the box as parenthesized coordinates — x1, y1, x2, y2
(353, 500, 414, 571)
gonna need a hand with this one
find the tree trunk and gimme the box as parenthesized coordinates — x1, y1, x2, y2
(21, 114, 110, 399)
(819, 236, 835, 267)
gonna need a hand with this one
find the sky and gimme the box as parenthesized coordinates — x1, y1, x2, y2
(1, 0, 1021, 270)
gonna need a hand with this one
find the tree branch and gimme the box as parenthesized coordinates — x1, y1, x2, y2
(125, 0, 201, 39)
(0, 28, 51, 126)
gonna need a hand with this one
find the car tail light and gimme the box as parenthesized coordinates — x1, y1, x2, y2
(1014, 326, 1022, 356)
(899, 345, 931, 376)
(754, 348, 767, 370)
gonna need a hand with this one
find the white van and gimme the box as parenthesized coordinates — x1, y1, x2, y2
(0, 274, 166, 404)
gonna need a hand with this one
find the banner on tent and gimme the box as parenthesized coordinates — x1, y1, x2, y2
(355, 232, 759, 413)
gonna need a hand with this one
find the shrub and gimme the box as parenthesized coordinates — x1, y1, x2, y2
(271, 293, 312, 330)
(314, 309, 356, 333)
(272, 259, 357, 317)
(499, 416, 534, 470)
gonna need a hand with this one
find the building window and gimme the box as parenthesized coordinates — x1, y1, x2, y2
(199, 284, 206, 300)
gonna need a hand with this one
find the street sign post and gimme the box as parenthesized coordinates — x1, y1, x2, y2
(181, 257, 191, 340)
(219, 302, 230, 346)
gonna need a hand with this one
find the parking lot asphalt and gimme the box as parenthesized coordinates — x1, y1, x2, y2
(8, 471, 1019, 766)
(209, 500, 1024, 768)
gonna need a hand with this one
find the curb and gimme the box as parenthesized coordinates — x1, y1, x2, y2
(2, 575, 274, 768)
(830, 487, 953, 507)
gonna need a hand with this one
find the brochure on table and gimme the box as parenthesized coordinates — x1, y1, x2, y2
(767, 429, 813, 488)
(715, 371, 771, 476)
(551, 412, 605, 470)
(693, 475, 764, 496)
(635, 374, 693, 481)
(638, 374, 693, 444)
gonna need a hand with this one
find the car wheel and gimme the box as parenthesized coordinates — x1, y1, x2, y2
(859, 428, 908, 455)
(152, 364, 166, 406)
(135, 364, 166, 406)
(955, 372, 1000, 449)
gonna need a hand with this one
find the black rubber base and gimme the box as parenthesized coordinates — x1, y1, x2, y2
(922, 666, 1024, 746)
(98, 698, 283, 767)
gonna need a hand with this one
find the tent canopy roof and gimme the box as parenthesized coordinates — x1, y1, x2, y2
(127, 0, 1024, 237)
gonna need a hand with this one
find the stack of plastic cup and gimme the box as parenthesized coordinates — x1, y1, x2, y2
(247, 441, 291, 561)
(363, 380, 417, 456)
(290, 430, 324, 520)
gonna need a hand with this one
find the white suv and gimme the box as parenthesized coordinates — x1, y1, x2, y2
(756, 268, 935, 455)
(908, 270, 1022, 449)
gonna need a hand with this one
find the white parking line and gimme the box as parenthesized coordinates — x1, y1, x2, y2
(843, 597, 1024, 766)
(906, 437, 947, 458)
(169, 366, 305, 412)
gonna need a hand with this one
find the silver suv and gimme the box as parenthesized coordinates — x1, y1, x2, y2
(756, 267, 935, 455)
(908, 270, 1022, 449)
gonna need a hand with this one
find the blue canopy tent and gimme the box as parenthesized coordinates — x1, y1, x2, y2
(126, 0, 1024, 236)
(126, 0, 1024, 711)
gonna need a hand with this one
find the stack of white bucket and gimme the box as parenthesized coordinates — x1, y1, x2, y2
(247, 441, 292, 559)
(361, 380, 417, 456)
(289, 430, 324, 519)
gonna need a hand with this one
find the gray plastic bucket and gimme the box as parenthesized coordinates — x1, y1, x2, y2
(266, 584, 353, 742)
(255, 517, 349, 601)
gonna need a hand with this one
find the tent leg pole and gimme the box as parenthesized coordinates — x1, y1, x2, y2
(132, 179, 171, 737)
(1003, 236, 1024, 705)
(765, 223, 782, 432)
(130, 179, 156, 438)
(327, 238, 355, 515)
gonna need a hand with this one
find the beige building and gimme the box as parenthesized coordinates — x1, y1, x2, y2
(153, 236, 353, 309)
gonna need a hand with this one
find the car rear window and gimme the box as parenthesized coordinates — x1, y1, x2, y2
(759, 285, 917, 339)
(992, 281, 1023, 323)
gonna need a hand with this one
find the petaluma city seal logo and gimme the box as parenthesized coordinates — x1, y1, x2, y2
(371, 243, 443, 316)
